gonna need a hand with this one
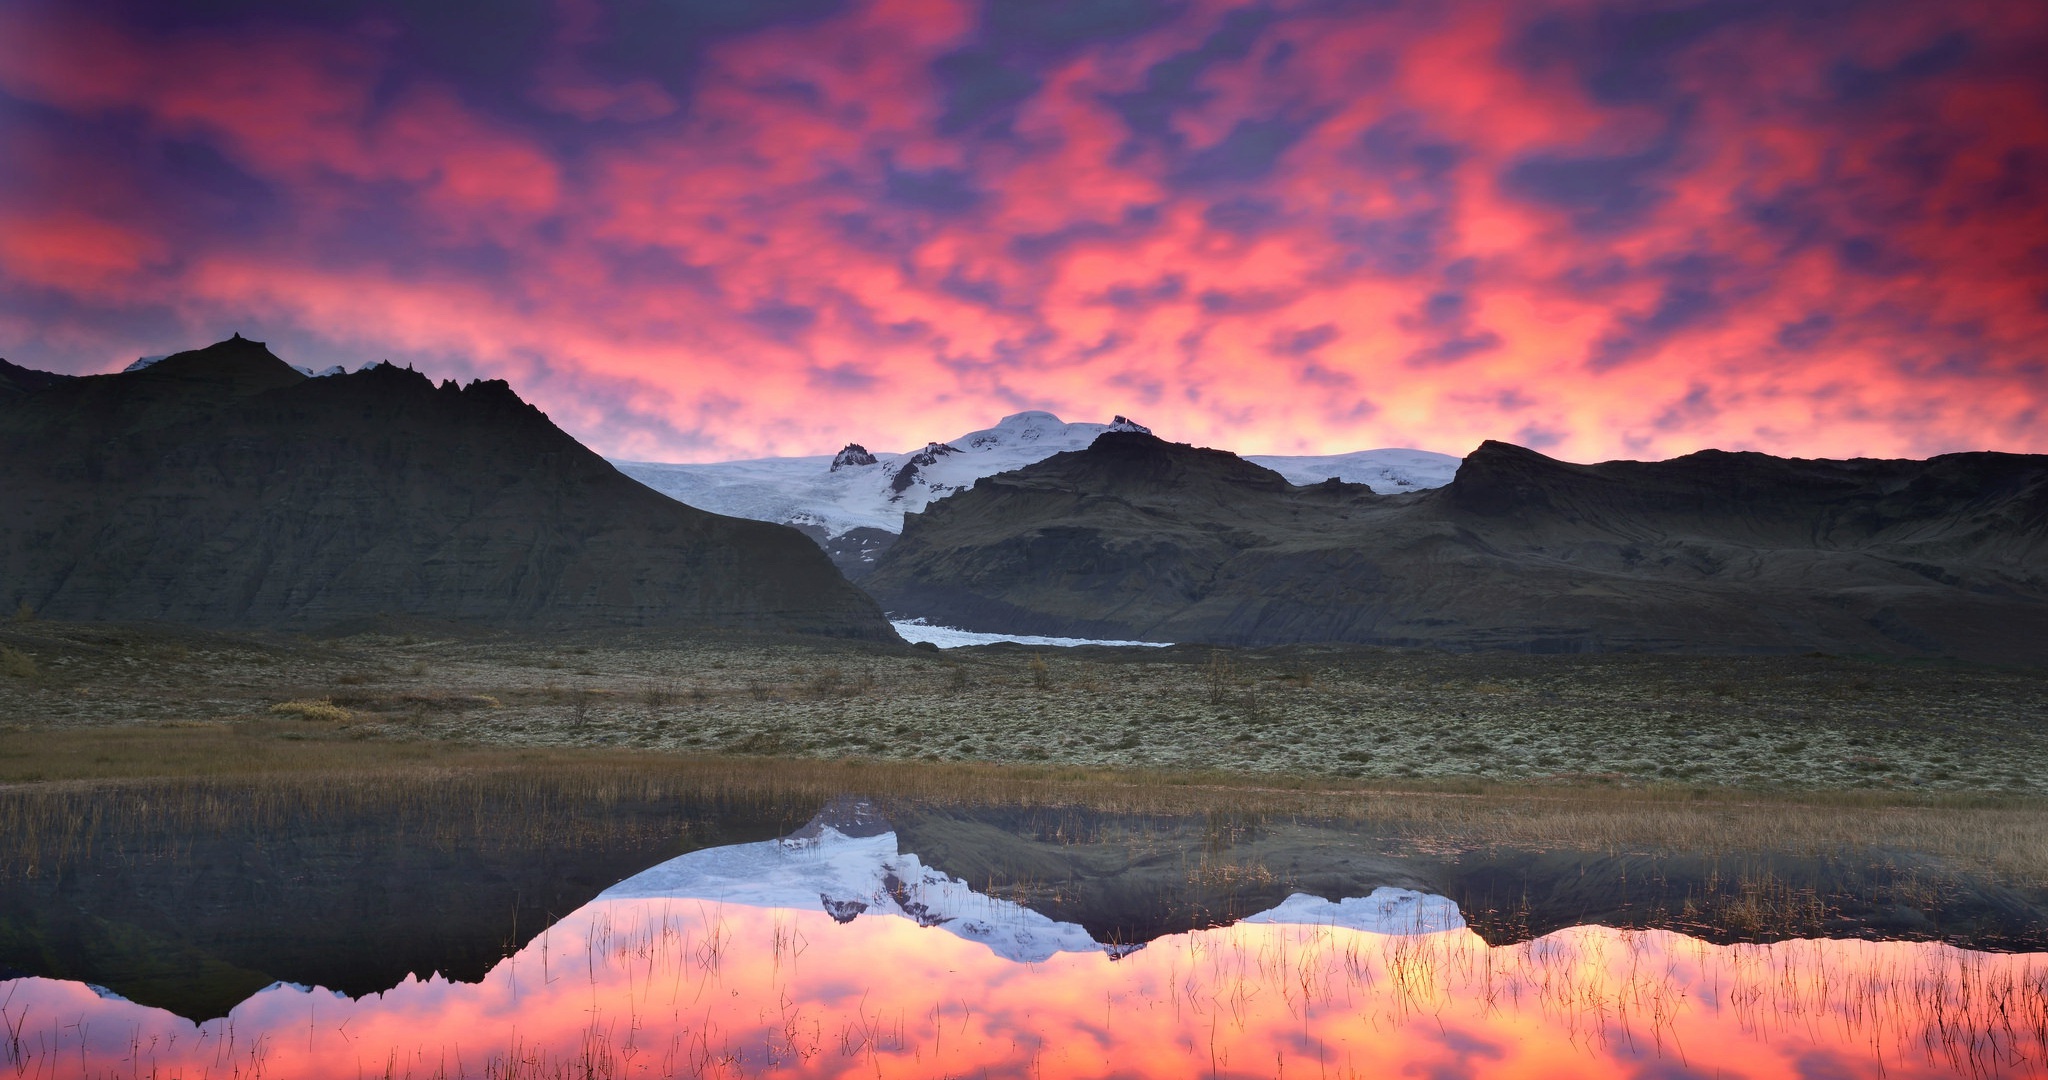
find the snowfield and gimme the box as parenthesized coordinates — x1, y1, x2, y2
(614, 411, 1458, 540)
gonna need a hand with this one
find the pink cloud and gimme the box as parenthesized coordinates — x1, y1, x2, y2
(0, 0, 2042, 464)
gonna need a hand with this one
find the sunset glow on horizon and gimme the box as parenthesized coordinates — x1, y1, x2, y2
(2, 0, 2045, 463)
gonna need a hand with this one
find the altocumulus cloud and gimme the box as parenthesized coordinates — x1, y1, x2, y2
(0, 0, 2043, 462)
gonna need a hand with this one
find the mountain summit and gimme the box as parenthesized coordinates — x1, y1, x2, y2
(614, 412, 1459, 575)
(0, 338, 893, 636)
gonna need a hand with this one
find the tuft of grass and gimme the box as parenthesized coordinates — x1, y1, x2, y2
(269, 699, 351, 722)
(1, 646, 36, 679)
(11, 601, 31, 624)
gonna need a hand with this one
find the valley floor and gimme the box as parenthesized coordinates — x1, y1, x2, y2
(2, 617, 2044, 796)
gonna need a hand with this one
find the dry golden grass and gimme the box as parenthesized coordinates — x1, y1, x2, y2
(268, 698, 352, 722)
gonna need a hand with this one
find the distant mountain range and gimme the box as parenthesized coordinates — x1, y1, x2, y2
(0, 337, 892, 636)
(615, 411, 1459, 574)
(861, 431, 2048, 663)
(10, 339, 2044, 661)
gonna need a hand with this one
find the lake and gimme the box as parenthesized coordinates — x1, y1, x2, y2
(4, 794, 2045, 1078)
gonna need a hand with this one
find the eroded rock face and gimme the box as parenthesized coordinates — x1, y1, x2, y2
(0, 337, 895, 637)
(830, 443, 878, 470)
(862, 432, 2048, 662)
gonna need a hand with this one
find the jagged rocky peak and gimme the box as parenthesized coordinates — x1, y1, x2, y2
(889, 458, 923, 495)
(1107, 415, 1151, 433)
(907, 441, 960, 467)
(888, 443, 964, 496)
(831, 443, 878, 471)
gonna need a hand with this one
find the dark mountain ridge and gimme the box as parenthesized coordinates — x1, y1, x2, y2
(863, 432, 2048, 662)
(0, 337, 894, 636)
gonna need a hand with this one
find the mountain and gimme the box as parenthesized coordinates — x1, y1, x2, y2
(126, 350, 348, 377)
(860, 432, 2048, 662)
(0, 336, 894, 636)
(613, 410, 1458, 575)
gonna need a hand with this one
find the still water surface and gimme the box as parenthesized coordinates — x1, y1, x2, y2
(4, 806, 2046, 1078)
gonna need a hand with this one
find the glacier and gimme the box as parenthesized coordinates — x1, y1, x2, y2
(614, 410, 1458, 541)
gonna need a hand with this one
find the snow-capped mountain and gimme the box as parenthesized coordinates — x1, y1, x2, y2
(599, 803, 1464, 964)
(615, 411, 1154, 542)
(612, 411, 1458, 566)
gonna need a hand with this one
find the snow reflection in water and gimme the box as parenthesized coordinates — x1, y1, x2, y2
(3, 825, 2046, 1079)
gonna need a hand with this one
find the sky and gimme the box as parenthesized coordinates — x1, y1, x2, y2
(1, 0, 2045, 463)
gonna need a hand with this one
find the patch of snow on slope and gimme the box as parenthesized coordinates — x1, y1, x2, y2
(892, 619, 1169, 649)
(614, 412, 1457, 538)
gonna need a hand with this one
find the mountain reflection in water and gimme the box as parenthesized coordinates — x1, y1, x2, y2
(4, 820, 2046, 1079)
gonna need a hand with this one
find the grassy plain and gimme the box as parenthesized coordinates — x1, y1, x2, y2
(5, 618, 2043, 788)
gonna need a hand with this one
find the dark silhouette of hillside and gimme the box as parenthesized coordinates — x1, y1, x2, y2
(863, 432, 2048, 662)
(0, 337, 893, 637)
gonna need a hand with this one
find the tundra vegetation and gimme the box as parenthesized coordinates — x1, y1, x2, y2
(2, 618, 2044, 883)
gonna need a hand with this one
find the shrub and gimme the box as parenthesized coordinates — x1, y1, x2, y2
(1205, 651, 1236, 704)
(1028, 655, 1050, 691)
(642, 682, 678, 711)
(11, 602, 31, 624)
(808, 667, 844, 697)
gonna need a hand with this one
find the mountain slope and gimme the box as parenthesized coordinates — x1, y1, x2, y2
(0, 337, 894, 636)
(861, 432, 2048, 662)
(613, 411, 1458, 575)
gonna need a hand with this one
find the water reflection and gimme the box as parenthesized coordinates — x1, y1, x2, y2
(5, 818, 2046, 1079)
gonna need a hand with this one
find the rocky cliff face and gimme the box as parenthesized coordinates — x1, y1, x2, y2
(862, 432, 2048, 662)
(0, 337, 894, 637)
